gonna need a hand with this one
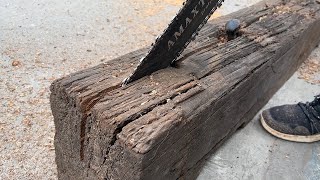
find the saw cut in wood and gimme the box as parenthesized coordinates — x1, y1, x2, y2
(123, 0, 224, 85)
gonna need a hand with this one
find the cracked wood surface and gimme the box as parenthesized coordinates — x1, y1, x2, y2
(50, 0, 320, 179)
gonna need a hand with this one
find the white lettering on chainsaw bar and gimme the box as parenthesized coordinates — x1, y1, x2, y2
(168, 0, 209, 50)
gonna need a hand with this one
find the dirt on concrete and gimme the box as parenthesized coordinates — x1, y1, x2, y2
(298, 48, 320, 85)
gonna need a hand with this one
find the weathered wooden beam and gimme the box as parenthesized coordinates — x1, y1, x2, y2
(50, 0, 320, 179)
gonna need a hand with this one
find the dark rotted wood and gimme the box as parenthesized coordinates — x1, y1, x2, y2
(50, 0, 320, 179)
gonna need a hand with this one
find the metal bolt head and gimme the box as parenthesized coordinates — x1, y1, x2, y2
(225, 19, 241, 40)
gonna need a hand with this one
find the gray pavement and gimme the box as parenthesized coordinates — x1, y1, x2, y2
(0, 0, 319, 179)
(197, 72, 320, 180)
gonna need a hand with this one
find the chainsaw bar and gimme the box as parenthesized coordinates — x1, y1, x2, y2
(123, 0, 224, 85)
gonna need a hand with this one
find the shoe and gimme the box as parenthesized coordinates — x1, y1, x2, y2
(261, 95, 320, 142)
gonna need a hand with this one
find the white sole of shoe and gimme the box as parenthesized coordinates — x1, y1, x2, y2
(260, 114, 320, 143)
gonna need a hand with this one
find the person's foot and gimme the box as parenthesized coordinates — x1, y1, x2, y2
(261, 95, 320, 142)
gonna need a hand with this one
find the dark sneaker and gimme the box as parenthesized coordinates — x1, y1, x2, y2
(261, 95, 320, 142)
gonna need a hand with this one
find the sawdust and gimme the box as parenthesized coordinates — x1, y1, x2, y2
(298, 53, 320, 85)
(162, 0, 184, 6)
(133, 0, 183, 17)
(136, 0, 222, 19)
(11, 60, 21, 67)
(210, 11, 222, 19)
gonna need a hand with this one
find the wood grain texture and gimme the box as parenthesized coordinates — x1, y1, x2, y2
(50, 0, 320, 179)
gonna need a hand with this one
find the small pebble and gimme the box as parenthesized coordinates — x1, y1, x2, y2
(12, 60, 21, 67)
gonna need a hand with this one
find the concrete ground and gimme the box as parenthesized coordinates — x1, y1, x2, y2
(0, 0, 319, 179)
